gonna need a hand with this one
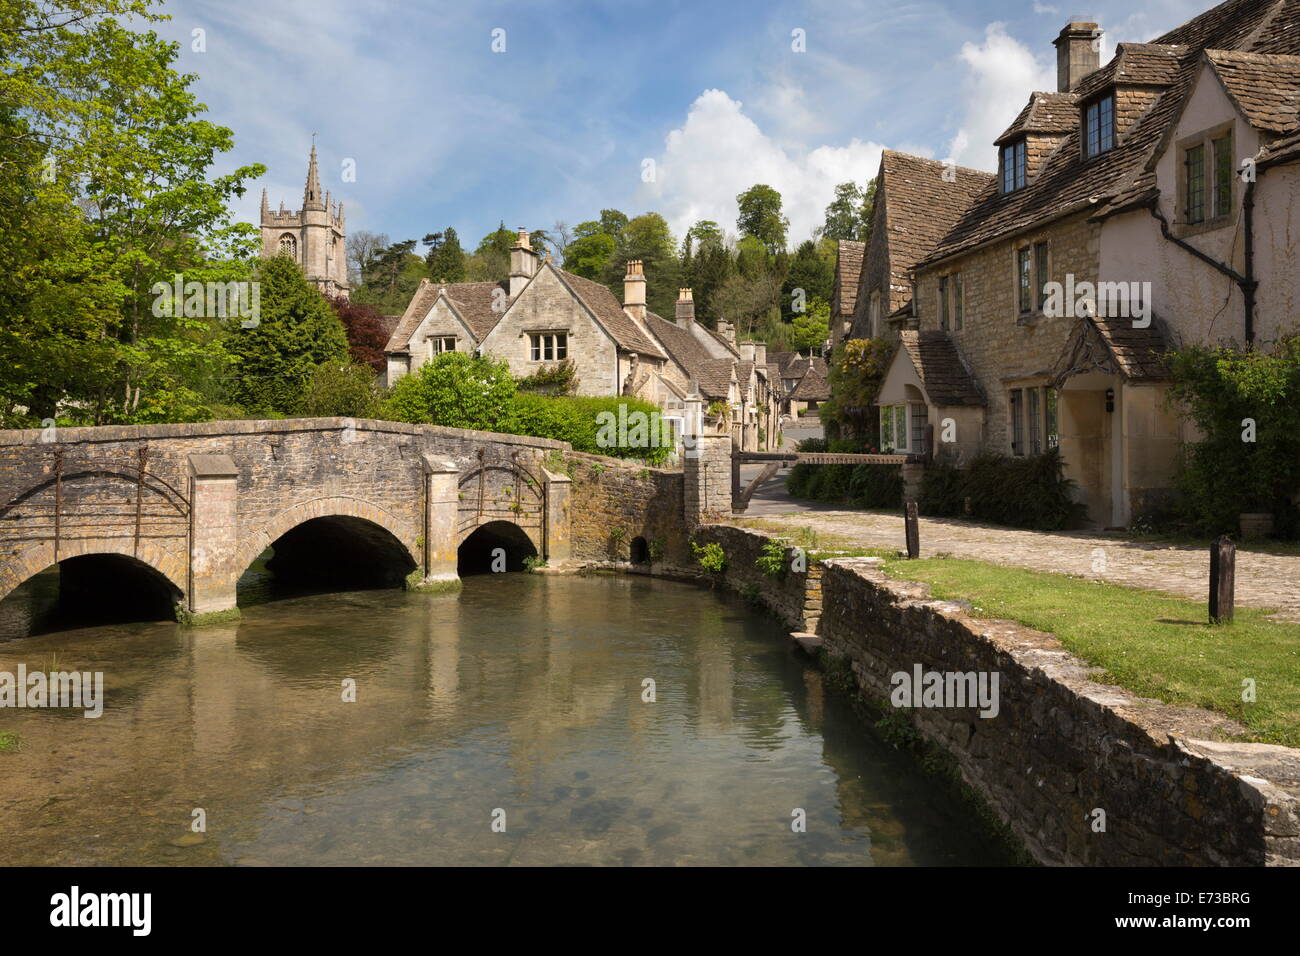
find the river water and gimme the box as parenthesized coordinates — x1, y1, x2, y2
(0, 571, 1016, 866)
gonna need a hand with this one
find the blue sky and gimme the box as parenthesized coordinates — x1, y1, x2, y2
(157, 0, 1213, 250)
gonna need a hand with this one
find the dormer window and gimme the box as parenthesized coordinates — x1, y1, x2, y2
(1000, 139, 1027, 192)
(1083, 93, 1115, 157)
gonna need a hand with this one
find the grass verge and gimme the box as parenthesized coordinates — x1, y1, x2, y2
(879, 556, 1300, 747)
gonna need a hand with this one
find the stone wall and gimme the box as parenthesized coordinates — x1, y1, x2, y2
(817, 555, 1300, 866)
(557, 451, 690, 567)
(689, 525, 821, 632)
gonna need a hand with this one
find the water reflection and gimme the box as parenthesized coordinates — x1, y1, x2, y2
(0, 573, 1016, 866)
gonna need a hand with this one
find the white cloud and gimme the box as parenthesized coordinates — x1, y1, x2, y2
(646, 89, 885, 244)
(946, 24, 1055, 171)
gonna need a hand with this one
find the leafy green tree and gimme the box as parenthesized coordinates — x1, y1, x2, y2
(0, 2, 264, 425)
(736, 184, 789, 253)
(782, 239, 835, 321)
(226, 255, 349, 415)
(598, 209, 628, 243)
(821, 180, 876, 241)
(684, 235, 734, 330)
(303, 362, 383, 418)
(682, 220, 724, 259)
(789, 298, 830, 350)
(383, 351, 516, 430)
(602, 212, 680, 318)
(423, 226, 465, 282)
(821, 337, 893, 441)
(562, 221, 616, 280)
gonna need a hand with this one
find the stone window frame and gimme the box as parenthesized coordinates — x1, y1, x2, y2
(426, 336, 457, 360)
(1000, 138, 1027, 193)
(1175, 120, 1236, 238)
(277, 233, 298, 260)
(1013, 240, 1050, 324)
(528, 331, 569, 362)
(936, 270, 964, 332)
(1006, 380, 1060, 457)
(879, 401, 924, 454)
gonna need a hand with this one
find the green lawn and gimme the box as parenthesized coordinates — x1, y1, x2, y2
(878, 557, 1300, 748)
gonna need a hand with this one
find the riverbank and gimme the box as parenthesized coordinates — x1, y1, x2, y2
(652, 525, 1300, 866)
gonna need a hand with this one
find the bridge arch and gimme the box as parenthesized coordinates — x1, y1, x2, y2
(457, 519, 539, 575)
(235, 496, 420, 594)
(0, 539, 187, 608)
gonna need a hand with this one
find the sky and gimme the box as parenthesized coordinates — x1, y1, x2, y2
(156, 0, 1216, 251)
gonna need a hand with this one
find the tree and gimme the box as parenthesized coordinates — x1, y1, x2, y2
(782, 239, 835, 321)
(327, 295, 390, 373)
(602, 212, 680, 318)
(821, 337, 893, 441)
(383, 352, 516, 430)
(562, 222, 616, 280)
(464, 222, 514, 282)
(0, 2, 265, 426)
(789, 298, 830, 351)
(712, 270, 781, 340)
(821, 182, 863, 240)
(424, 226, 465, 282)
(226, 255, 349, 415)
(353, 238, 424, 312)
(682, 219, 724, 259)
(303, 362, 383, 418)
(736, 184, 789, 253)
(347, 230, 389, 286)
(598, 208, 628, 243)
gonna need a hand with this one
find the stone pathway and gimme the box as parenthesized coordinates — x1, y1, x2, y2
(732, 505, 1300, 623)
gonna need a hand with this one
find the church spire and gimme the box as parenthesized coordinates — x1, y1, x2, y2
(303, 142, 324, 211)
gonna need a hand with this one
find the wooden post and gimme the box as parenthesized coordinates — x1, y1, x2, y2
(904, 500, 920, 559)
(731, 453, 742, 512)
(1209, 535, 1235, 624)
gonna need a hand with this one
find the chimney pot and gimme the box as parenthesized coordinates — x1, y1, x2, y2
(675, 287, 696, 327)
(1054, 21, 1101, 92)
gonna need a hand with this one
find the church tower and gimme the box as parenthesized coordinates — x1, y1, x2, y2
(260, 144, 349, 298)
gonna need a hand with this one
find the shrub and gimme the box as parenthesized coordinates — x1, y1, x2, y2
(303, 362, 384, 418)
(691, 540, 727, 575)
(847, 463, 903, 508)
(920, 448, 1086, 531)
(506, 394, 673, 464)
(755, 540, 786, 577)
(382, 352, 516, 430)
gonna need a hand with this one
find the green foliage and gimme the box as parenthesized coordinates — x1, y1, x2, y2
(789, 298, 830, 350)
(1166, 339, 1300, 537)
(383, 351, 516, 430)
(563, 223, 617, 280)
(691, 540, 727, 575)
(523, 554, 548, 573)
(920, 448, 1087, 531)
(516, 358, 578, 396)
(602, 212, 680, 319)
(820, 180, 876, 241)
(820, 338, 892, 441)
(226, 256, 349, 415)
(508, 393, 672, 463)
(302, 362, 383, 418)
(755, 540, 787, 577)
(423, 226, 466, 282)
(782, 240, 834, 321)
(736, 183, 789, 252)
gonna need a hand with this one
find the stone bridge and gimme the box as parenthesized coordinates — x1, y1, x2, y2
(0, 419, 579, 622)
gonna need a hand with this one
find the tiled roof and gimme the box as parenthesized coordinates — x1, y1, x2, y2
(872, 151, 995, 310)
(833, 240, 865, 317)
(735, 360, 755, 401)
(895, 330, 985, 406)
(385, 279, 507, 353)
(1205, 49, 1300, 132)
(995, 92, 1080, 145)
(1050, 316, 1171, 386)
(645, 312, 725, 393)
(556, 270, 666, 358)
(921, 0, 1299, 266)
(697, 359, 736, 400)
(789, 360, 830, 401)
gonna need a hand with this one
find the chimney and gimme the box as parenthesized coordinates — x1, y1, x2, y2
(1054, 22, 1101, 92)
(509, 227, 537, 297)
(740, 342, 756, 363)
(754, 343, 767, 366)
(675, 288, 695, 328)
(718, 319, 736, 347)
(623, 259, 647, 321)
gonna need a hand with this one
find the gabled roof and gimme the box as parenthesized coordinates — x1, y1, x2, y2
(833, 240, 865, 317)
(996, 92, 1080, 145)
(920, 0, 1300, 266)
(644, 312, 723, 391)
(870, 151, 994, 310)
(385, 279, 507, 353)
(696, 359, 736, 401)
(553, 269, 666, 358)
(789, 360, 830, 401)
(894, 331, 985, 406)
(1050, 316, 1171, 387)
(1204, 48, 1300, 132)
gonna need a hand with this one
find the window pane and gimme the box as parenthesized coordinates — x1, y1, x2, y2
(1086, 102, 1099, 156)
(1213, 135, 1232, 218)
(938, 276, 949, 330)
(1010, 390, 1024, 456)
(1028, 388, 1042, 455)
(910, 403, 927, 452)
(1018, 248, 1032, 313)
(556, 334, 568, 360)
(1100, 96, 1114, 151)
(530, 336, 540, 361)
(1001, 147, 1012, 192)
(893, 406, 906, 451)
(1034, 242, 1049, 311)
(1186, 144, 1205, 223)
(953, 273, 963, 330)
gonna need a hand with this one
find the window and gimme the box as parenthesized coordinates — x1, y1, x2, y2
(910, 403, 928, 453)
(879, 403, 922, 453)
(1213, 134, 1233, 218)
(1185, 143, 1206, 224)
(952, 272, 963, 331)
(938, 275, 950, 331)
(529, 332, 568, 361)
(1000, 139, 1027, 192)
(1017, 247, 1033, 314)
(1009, 386, 1059, 456)
(278, 234, 297, 258)
(427, 336, 456, 357)
(1084, 94, 1115, 157)
(1034, 241, 1050, 310)
(1000, 139, 1027, 193)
